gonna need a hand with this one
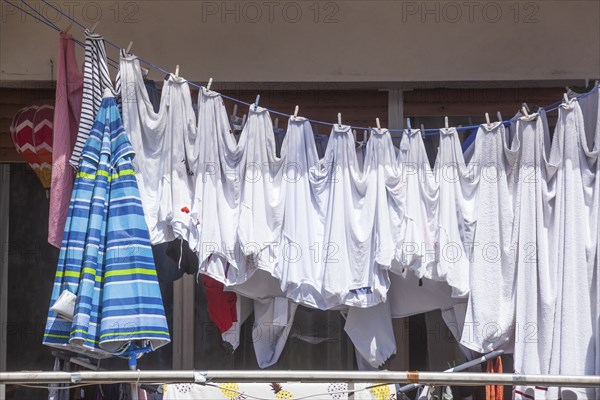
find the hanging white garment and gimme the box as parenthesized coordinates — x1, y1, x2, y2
(576, 82, 600, 397)
(237, 105, 287, 275)
(393, 129, 439, 280)
(344, 301, 396, 369)
(274, 117, 327, 308)
(546, 97, 598, 400)
(189, 88, 247, 283)
(435, 128, 477, 298)
(510, 110, 559, 400)
(252, 298, 298, 369)
(388, 264, 465, 319)
(311, 124, 389, 308)
(460, 122, 517, 353)
(120, 55, 195, 244)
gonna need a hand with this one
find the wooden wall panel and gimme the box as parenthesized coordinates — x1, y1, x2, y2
(0, 85, 568, 163)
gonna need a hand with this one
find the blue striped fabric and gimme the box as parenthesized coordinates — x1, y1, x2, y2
(44, 95, 170, 358)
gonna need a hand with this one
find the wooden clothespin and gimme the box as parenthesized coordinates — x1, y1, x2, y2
(242, 114, 247, 126)
(585, 78, 590, 88)
(61, 22, 73, 34)
(444, 116, 449, 129)
(485, 113, 491, 127)
(376, 117, 382, 131)
(522, 102, 531, 113)
(406, 117, 412, 130)
(521, 106, 529, 117)
(363, 130, 368, 141)
(174, 65, 180, 78)
(293, 105, 299, 120)
(254, 94, 260, 111)
(337, 113, 342, 126)
(564, 92, 570, 103)
(274, 117, 279, 129)
(353, 129, 357, 141)
(207, 78, 213, 91)
(233, 104, 238, 117)
(420, 123, 425, 133)
(90, 21, 99, 33)
(497, 111, 503, 123)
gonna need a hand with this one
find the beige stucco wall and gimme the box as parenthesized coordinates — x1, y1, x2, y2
(1, 0, 599, 83)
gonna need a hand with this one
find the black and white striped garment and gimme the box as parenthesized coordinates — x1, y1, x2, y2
(68, 29, 116, 169)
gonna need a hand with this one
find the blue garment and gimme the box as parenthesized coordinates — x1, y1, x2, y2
(44, 95, 170, 357)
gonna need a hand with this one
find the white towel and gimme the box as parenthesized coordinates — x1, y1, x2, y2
(510, 111, 558, 399)
(546, 97, 599, 400)
(460, 122, 517, 353)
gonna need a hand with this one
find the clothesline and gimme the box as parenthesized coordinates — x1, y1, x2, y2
(9, 0, 600, 136)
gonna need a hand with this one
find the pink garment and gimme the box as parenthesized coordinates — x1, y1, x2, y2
(48, 33, 83, 248)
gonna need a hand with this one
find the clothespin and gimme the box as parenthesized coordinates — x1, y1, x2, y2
(585, 78, 590, 88)
(420, 123, 425, 133)
(376, 117, 382, 131)
(363, 130, 368, 141)
(521, 106, 529, 117)
(174, 65, 180, 78)
(61, 22, 73, 34)
(233, 104, 238, 117)
(90, 21, 99, 33)
(485, 113, 491, 127)
(406, 117, 412, 130)
(563, 92, 570, 103)
(141, 67, 149, 78)
(497, 111, 503, 123)
(242, 114, 247, 126)
(207, 78, 213, 91)
(337, 113, 342, 126)
(353, 129, 357, 141)
(274, 117, 279, 129)
(126, 41, 133, 55)
(293, 105, 299, 120)
(254, 94, 260, 111)
(444, 116, 449, 129)
(522, 102, 531, 113)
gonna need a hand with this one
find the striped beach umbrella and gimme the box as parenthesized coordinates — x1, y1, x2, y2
(43, 91, 170, 358)
(10, 105, 54, 188)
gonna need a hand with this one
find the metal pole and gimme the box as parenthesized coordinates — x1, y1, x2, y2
(0, 370, 599, 387)
(397, 350, 505, 394)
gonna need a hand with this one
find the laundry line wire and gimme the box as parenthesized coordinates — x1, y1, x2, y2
(12, 0, 600, 136)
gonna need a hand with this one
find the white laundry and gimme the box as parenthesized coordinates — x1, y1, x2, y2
(237, 106, 287, 275)
(274, 117, 327, 308)
(252, 297, 298, 369)
(510, 110, 560, 400)
(546, 97, 598, 400)
(393, 129, 439, 280)
(460, 121, 517, 353)
(311, 124, 389, 308)
(576, 82, 600, 398)
(435, 127, 477, 298)
(189, 88, 248, 283)
(344, 301, 396, 369)
(119, 54, 195, 244)
(388, 262, 465, 319)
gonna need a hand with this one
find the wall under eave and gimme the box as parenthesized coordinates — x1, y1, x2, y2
(1, 0, 599, 83)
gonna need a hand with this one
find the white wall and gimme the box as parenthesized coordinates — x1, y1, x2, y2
(1, 0, 599, 83)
